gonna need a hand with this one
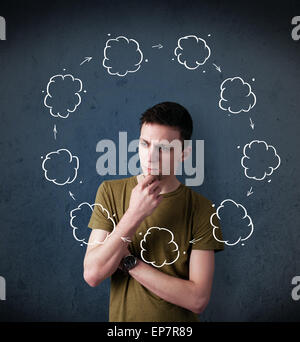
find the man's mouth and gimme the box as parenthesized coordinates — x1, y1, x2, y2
(148, 167, 158, 171)
(142, 164, 159, 170)
(144, 166, 160, 175)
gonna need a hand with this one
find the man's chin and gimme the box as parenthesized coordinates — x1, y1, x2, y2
(142, 170, 165, 181)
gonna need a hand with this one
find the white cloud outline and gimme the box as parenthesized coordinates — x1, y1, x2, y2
(41, 148, 79, 186)
(241, 140, 281, 181)
(70, 202, 116, 246)
(140, 227, 180, 268)
(44, 74, 83, 119)
(103, 36, 144, 77)
(174, 35, 211, 70)
(219, 76, 256, 114)
(210, 199, 254, 246)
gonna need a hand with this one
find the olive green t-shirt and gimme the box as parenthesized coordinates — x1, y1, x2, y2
(88, 175, 224, 322)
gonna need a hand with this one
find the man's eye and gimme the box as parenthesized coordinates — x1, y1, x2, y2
(159, 146, 170, 152)
(140, 141, 147, 147)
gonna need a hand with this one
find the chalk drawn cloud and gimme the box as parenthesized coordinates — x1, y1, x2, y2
(210, 199, 254, 246)
(219, 76, 256, 114)
(70, 202, 116, 245)
(44, 74, 83, 119)
(140, 227, 180, 268)
(42, 148, 79, 186)
(241, 140, 281, 181)
(103, 36, 143, 76)
(174, 35, 211, 70)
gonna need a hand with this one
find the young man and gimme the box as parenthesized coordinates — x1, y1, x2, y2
(84, 102, 224, 322)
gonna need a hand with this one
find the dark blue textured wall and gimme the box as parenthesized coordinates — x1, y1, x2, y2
(0, 0, 299, 321)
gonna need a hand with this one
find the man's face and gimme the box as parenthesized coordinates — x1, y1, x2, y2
(139, 123, 184, 177)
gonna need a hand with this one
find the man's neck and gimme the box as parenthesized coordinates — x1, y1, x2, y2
(137, 174, 181, 194)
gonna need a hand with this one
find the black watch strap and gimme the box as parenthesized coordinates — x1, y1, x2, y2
(120, 255, 138, 274)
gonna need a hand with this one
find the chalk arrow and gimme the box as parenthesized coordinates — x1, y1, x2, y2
(53, 124, 57, 140)
(69, 191, 76, 201)
(189, 237, 203, 244)
(152, 44, 163, 49)
(247, 187, 254, 197)
(212, 63, 221, 73)
(250, 117, 255, 130)
(121, 237, 132, 243)
(80, 57, 92, 66)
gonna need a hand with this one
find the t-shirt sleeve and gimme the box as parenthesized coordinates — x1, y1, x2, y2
(88, 181, 114, 233)
(191, 200, 224, 252)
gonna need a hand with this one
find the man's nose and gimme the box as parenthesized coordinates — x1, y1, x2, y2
(147, 146, 159, 163)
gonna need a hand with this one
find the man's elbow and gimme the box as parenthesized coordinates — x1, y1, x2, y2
(83, 269, 103, 288)
(192, 296, 210, 315)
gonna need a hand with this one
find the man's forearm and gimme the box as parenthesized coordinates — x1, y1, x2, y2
(129, 259, 209, 314)
(84, 210, 143, 286)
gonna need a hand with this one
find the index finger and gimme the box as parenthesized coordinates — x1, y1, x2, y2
(141, 175, 159, 189)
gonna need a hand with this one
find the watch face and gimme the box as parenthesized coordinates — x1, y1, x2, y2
(123, 255, 137, 270)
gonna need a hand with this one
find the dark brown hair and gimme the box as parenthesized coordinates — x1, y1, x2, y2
(139, 102, 193, 142)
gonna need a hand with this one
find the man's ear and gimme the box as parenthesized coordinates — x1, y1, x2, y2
(181, 145, 192, 162)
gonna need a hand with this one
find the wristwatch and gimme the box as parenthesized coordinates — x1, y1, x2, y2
(120, 255, 138, 274)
